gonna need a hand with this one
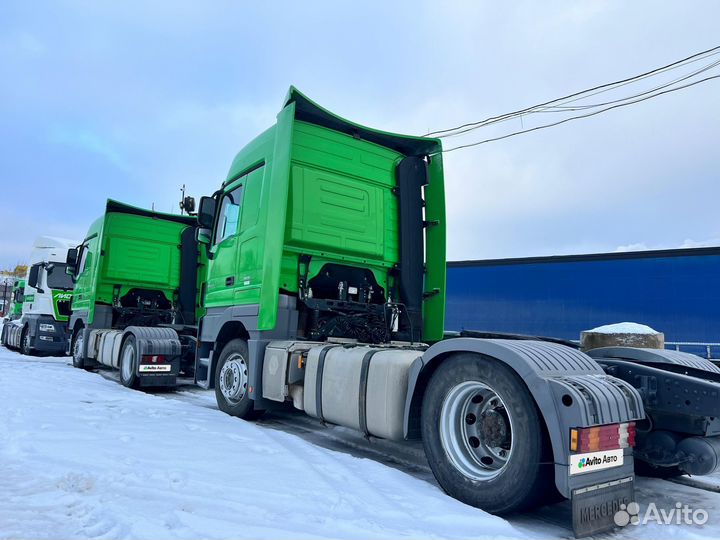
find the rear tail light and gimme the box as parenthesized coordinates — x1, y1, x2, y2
(570, 422, 635, 452)
(141, 355, 166, 364)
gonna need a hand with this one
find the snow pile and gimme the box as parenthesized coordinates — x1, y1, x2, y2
(587, 322, 660, 335)
(3, 345, 720, 539)
(0, 348, 520, 540)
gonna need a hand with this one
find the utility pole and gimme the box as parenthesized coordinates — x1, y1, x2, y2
(179, 184, 187, 214)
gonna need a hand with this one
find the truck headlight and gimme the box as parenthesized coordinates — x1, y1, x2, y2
(39, 323, 55, 332)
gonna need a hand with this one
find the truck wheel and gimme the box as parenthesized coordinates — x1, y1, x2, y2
(215, 339, 264, 420)
(20, 327, 33, 356)
(72, 330, 85, 369)
(119, 335, 140, 389)
(421, 353, 551, 514)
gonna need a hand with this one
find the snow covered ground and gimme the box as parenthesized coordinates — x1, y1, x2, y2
(2, 342, 720, 539)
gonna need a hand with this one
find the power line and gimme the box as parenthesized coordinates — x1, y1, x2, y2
(438, 74, 720, 154)
(440, 55, 720, 138)
(426, 45, 720, 140)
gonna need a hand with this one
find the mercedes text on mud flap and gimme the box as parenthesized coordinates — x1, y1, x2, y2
(2, 237, 77, 355)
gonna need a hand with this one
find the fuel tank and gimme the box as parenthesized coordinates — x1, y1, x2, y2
(303, 345, 423, 440)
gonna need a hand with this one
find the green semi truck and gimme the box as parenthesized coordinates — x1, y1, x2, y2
(67, 200, 201, 385)
(8, 279, 25, 319)
(0, 279, 25, 344)
(65, 87, 720, 537)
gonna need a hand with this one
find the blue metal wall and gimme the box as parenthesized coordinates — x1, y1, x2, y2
(446, 248, 720, 347)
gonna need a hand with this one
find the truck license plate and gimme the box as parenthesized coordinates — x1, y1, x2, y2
(572, 477, 634, 537)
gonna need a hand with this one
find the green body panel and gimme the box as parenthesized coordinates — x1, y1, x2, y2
(9, 280, 25, 317)
(71, 200, 200, 326)
(206, 87, 447, 341)
(71, 217, 103, 320)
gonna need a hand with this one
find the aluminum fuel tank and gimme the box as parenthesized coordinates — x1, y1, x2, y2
(304, 345, 423, 440)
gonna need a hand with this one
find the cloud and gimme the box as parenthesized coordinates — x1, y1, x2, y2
(1, 1, 719, 268)
(616, 238, 720, 252)
(48, 127, 128, 171)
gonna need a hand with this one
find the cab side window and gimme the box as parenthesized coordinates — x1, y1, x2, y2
(78, 244, 90, 274)
(213, 185, 244, 245)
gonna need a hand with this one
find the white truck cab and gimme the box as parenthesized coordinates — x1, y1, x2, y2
(3, 236, 78, 355)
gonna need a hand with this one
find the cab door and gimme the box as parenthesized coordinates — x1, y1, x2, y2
(205, 182, 244, 308)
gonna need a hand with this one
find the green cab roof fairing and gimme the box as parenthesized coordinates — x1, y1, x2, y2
(283, 86, 441, 157)
(225, 86, 443, 185)
(105, 199, 196, 226)
(219, 87, 447, 341)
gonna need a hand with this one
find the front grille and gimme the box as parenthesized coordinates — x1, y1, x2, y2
(57, 300, 72, 317)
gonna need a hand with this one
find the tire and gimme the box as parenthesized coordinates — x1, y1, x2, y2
(20, 327, 33, 356)
(421, 353, 552, 514)
(72, 329, 86, 369)
(119, 335, 140, 389)
(214, 339, 264, 420)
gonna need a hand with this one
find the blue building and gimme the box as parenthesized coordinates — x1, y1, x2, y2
(446, 247, 720, 357)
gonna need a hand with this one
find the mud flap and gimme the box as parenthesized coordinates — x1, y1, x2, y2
(572, 476, 634, 537)
(124, 326, 182, 387)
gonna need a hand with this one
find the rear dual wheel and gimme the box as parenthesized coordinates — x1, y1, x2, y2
(421, 354, 552, 514)
(119, 335, 139, 389)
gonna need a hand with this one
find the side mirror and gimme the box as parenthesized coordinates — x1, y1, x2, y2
(198, 196, 216, 228)
(27, 264, 40, 289)
(195, 227, 214, 260)
(195, 227, 212, 245)
(66, 248, 78, 267)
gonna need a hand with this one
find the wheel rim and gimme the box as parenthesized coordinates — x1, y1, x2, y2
(121, 344, 135, 380)
(439, 380, 514, 480)
(219, 353, 248, 404)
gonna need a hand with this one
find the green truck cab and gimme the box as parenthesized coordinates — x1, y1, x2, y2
(0, 279, 25, 345)
(193, 87, 446, 387)
(67, 200, 203, 384)
(9, 279, 25, 319)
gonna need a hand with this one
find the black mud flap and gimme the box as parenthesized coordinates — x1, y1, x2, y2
(138, 357, 180, 388)
(572, 477, 634, 537)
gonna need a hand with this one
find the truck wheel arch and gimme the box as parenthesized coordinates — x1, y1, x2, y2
(403, 337, 645, 498)
(71, 319, 84, 337)
(208, 321, 250, 388)
(404, 348, 553, 445)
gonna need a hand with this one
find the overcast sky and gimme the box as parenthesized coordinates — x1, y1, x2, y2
(1, 1, 718, 268)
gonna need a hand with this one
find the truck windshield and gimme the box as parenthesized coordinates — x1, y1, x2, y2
(46, 263, 74, 290)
